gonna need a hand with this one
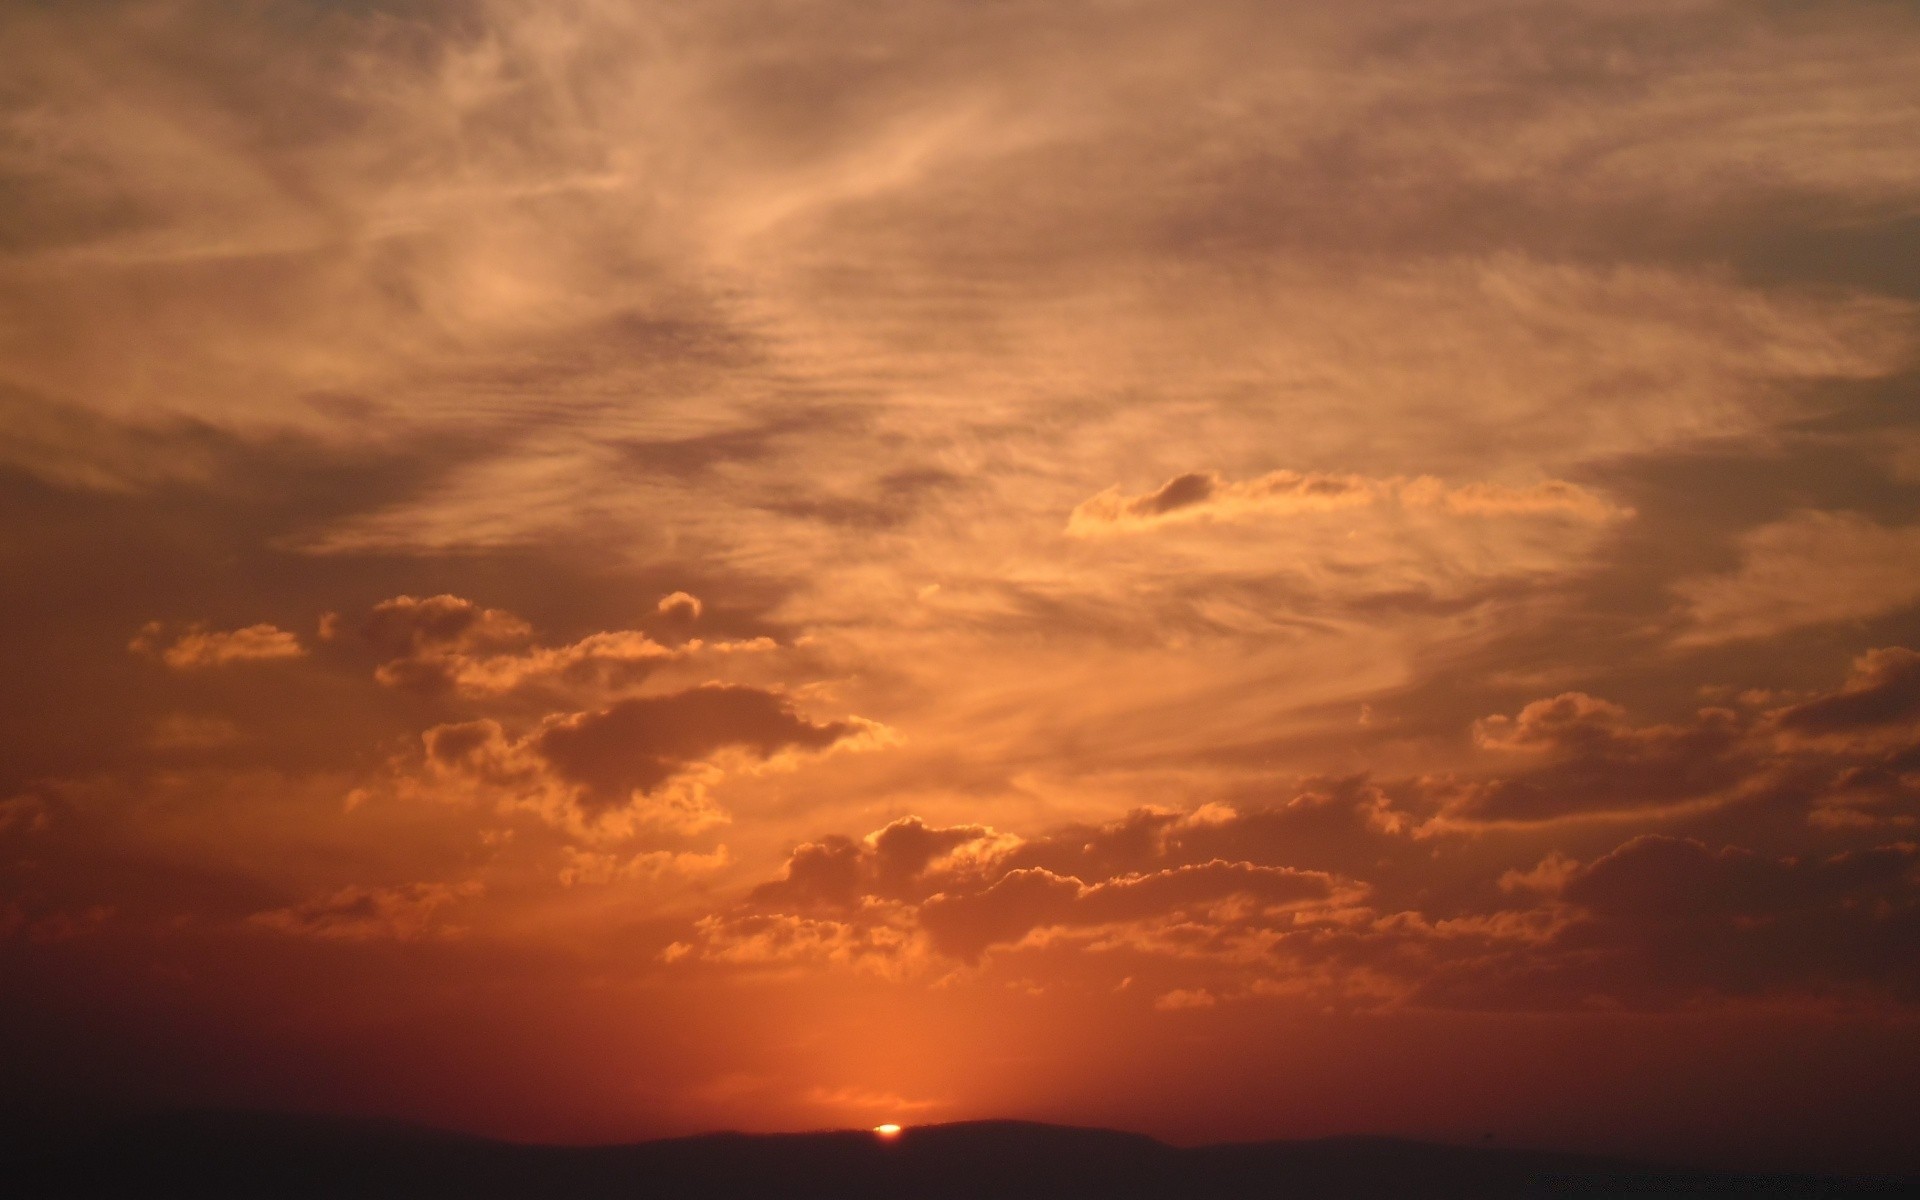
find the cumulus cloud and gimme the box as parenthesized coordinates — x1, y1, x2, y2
(1773, 647, 1920, 738)
(363, 594, 536, 692)
(363, 595, 535, 659)
(364, 594, 771, 696)
(1548, 836, 1920, 1004)
(657, 591, 703, 620)
(1671, 512, 1920, 646)
(679, 805, 1361, 970)
(918, 859, 1336, 962)
(534, 686, 857, 811)
(748, 816, 1018, 911)
(418, 683, 872, 832)
(666, 912, 921, 977)
(671, 650, 1920, 1006)
(248, 881, 483, 941)
(1068, 469, 1627, 535)
(1154, 988, 1217, 1011)
(129, 621, 305, 669)
(1212, 834, 1920, 1012)
(1750, 650, 1920, 829)
(1417, 651, 1920, 829)
(1422, 694, 1749, 824)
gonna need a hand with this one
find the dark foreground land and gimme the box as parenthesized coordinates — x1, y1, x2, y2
(4, 1111, 1911, 1198)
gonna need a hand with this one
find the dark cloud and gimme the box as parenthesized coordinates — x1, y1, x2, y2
(1424, 650, 1920, 829)
(363, 595, 535, 659)
(1774, 647, 1920, 735)
(749, 816, 1001, 911)
(361, 594, 754, 700)
(705, 805, 1358, 967)
(921, 859, 1336, 962)
(1258, 832, 1920, 1012)
(1129, 471, 1219, 517)
(689, 742, 1920, 1009)
(248, 881, 483, 942)
(1442, 695, 1749, 822)
(421, 718, 515, 776)
(363, 595, 533, 693)
(1551, 835, 1920, 1003)
(990, 790, 1408, 886)
(1567, 834, 1916, 923)
(532, 685, 855, 813)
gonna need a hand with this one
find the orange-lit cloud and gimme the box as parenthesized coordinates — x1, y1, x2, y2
(249, 881, 484, 942)
(1671, 513, 1920, 645)
(416, 683, 878, 837)
(1070, 470, 1626, 534)
(130, 621, 306, 669)
(366, 594, 773, 697)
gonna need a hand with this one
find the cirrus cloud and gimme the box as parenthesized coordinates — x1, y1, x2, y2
(1068, 469, 1628, 535)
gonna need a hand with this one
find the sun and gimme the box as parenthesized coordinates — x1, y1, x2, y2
(872, 1124, 903, 1138)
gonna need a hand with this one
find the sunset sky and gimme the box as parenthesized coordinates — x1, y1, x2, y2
(5, 0, 1920, 1175)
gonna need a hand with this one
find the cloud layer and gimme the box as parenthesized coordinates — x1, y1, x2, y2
(3, 0, 1920, 1167)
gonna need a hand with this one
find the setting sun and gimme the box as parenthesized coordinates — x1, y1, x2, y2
(872, 1125, 903, 1139)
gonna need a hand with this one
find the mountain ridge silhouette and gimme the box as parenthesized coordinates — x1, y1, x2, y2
(6, 1110, 1911, 1198)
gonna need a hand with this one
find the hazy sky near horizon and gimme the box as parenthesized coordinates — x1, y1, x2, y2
(5, 0, 1920, 1173)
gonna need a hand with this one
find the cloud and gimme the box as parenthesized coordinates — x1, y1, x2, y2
(1567, 835, 1916, 924)
(146, 713, 242, 751)
(657, 591, 704, 620)
(998, 789, 1408, 883)
(363, 595, 535, 659)
(682, 805, 1358, 970)
(1415, 692, 1759, 826)
(1773, 647, 1920, 737)
(0, 794, 51, 836)
(533, 685, 856, 812)
(1068, 469, 1628, 535)
(1550, 835, 1920, 1003)
(365, 594, 772, 696)
(363, 594, 537, 693)
(557, 845, 730, 887)
(1756, 654, 1920, 828)
(1154, 987, 1216, 1011)
(1415, 651, 1920, 829)
(1238, 834, 1920, 1013)
(918, 859, 1336, 962)
(666, 911, 921, 976)
(747, 816, 1016, 911)
(418, 683, 872, 832)
(129, 621, 305, 669)
(1671, 512, 1920, 646)
(672, 648, 1920, 1005)
(0, 903, 114, 945)
(248, 881, 483, 941)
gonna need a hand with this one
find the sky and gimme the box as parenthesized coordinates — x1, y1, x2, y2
(4, 0, 1920, 1175)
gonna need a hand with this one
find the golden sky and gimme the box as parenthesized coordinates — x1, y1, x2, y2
(4, 0, 1920, 1174)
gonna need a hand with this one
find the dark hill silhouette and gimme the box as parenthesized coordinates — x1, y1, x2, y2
(4, 1110, 1911, 1198)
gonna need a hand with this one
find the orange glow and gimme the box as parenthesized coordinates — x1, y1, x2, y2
(2, 0, 1919, 1181)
